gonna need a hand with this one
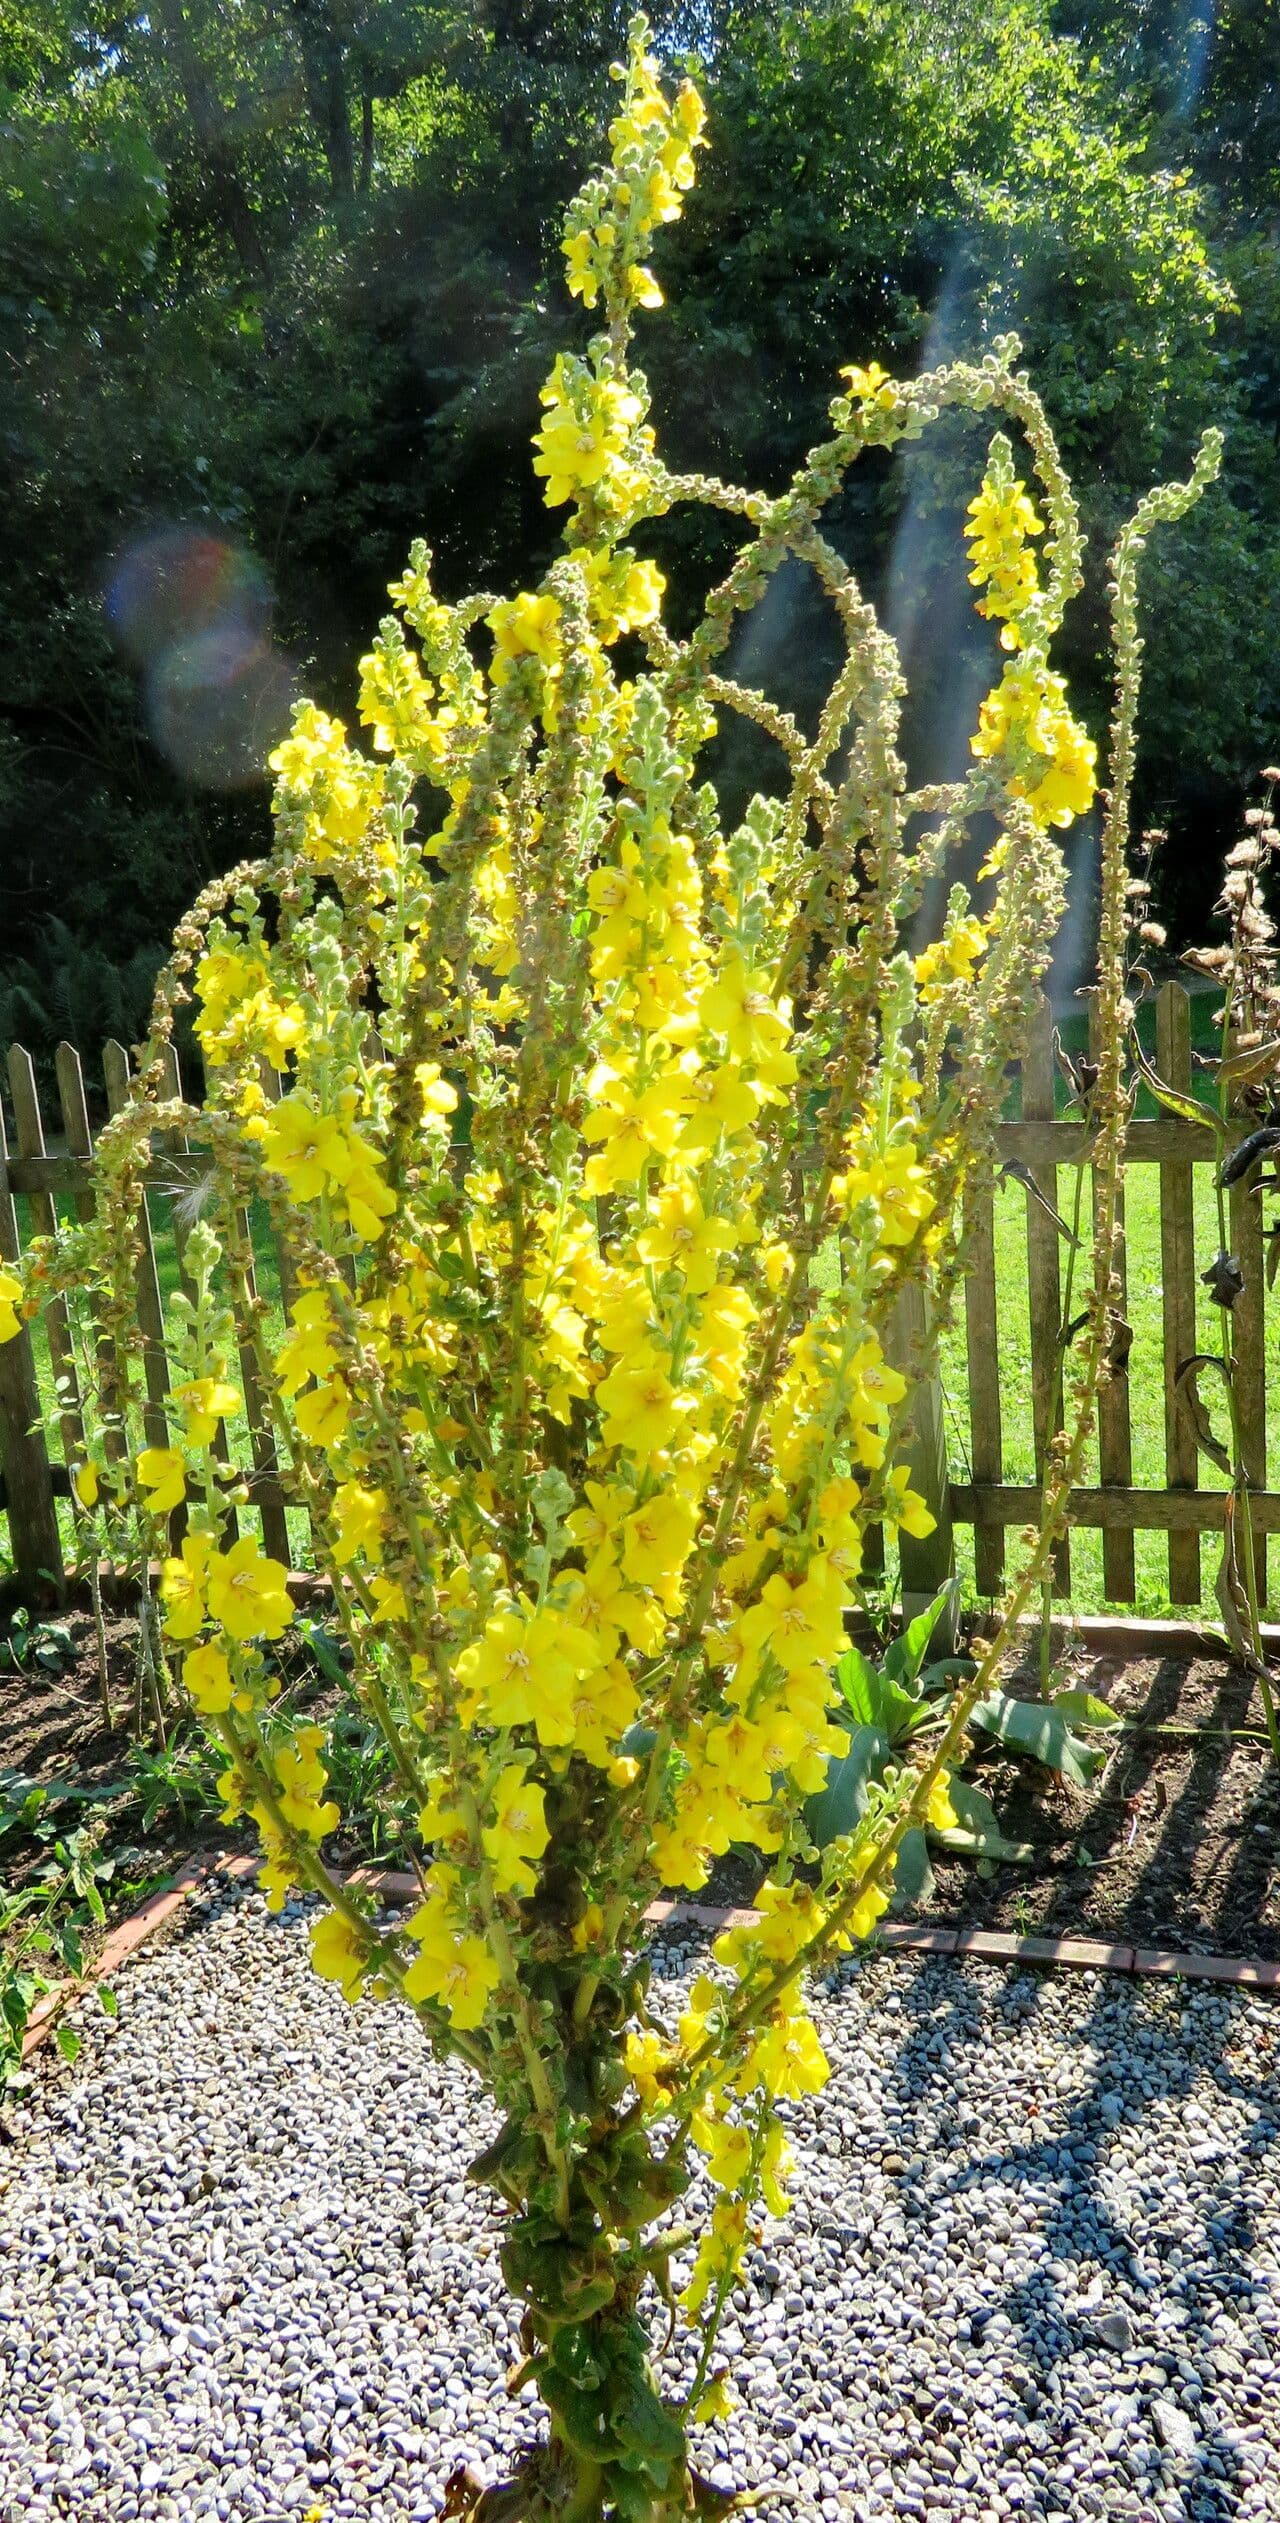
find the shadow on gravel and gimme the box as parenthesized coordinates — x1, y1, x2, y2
(880, 1956, 1279, 2523)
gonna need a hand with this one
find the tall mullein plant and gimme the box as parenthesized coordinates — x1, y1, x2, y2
(1, 21, 1219, 2518)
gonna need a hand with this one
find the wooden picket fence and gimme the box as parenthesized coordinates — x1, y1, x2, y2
(0, 1036, 294, 1592)
(1, 985, 1277, 1610)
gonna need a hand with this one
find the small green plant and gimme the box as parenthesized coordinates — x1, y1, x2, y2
(0, 1608, 75, 1676)
(122, 1731, 222, 1833)
(805, 1588, 1110, 1892)
(1, 1826, 118, 2088)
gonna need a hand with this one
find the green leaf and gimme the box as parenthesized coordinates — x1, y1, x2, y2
(932, 1776, 1035, 1862)
(882, 1584, 957, 1688)
(1, 1980, 31, 2036)
(802, 1723, 888, 1850)
(298, 1620, 348, 1690)
(1049, 1688, 1123, 1731)
(889, 1824, 934, 1912)
(55, 2022, 81, 2064)
(969, 1691, 1106, 1788)
(540, 2365, 613, 2460)
(832, 1647, 925, 1746)
(57, 1925, 84, 1978)
(832, 1644, 881, 1726)
(97, 1984, 119, 2019)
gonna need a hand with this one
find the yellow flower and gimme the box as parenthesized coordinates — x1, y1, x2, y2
(414, 1062, 458, 1137)
(964, 469, 1045, 648)
(835, 1146, 935, 1249)
(532, 356, 645, 512)
(274, 1726, 339, 1838)
(182, 1638, 234, 1714)
(482, 1764, 550, 1899)
(635, 1182, 734, 1296)
(848, 1880, 891, 1941)
(581, 1063, 692, 1192)
(487, 591, 562, 681)
(310, 1910, 369, 2004)
(735, 1570, 847, 1681)
(681, 2195, 749, 2318)
(970, 653, 1096, 829)
(0, 1268, 24, 1344)
(738, 2008, 829, 2100)
(135, 1446, 186, 1516)
(701, 2117, 752, 2194)
(403, 1901, 500, 2031)
(596, 1347, 696, 1461)
(457, 1601, 602, 1747)
(678, 1062, 761, 1152)
(927, 1771, 959, 1834)
(618, 1490, 698, 1599)
(172, 1377, 241, 1448)
(330, 1481, 388, 1567)
(276, 1290, 340, 1394)
(624, 2025, 679, 2107)
(72, 1460, 100, 1509)
(205, 1537, 294, 1642)
(293, 1377, 352, 1452)
(259, 1095, 348, 1202)
(161, 1531, 214, 1640)
(883, 1465, 936, 1541)
(914, 914, 988, 1002)
(699, 955, 795, 1086)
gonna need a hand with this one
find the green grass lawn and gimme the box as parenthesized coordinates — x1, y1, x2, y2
(934, 1158, 1264, 1618)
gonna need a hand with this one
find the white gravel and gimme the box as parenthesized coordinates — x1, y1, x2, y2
(1, 1884, 1278, 2522)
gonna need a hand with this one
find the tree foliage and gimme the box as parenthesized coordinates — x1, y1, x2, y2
(0, 0, 1275, 1011)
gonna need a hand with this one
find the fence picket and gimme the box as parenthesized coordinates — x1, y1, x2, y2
(1089, 1000, 1136, 1602)
(254, 1059, 299, 1321)
(53, 1041, 129, 1470)
(1021, 997, 1070, 1593)
(962, 1176, 1004, 1594)
(0, 1086, 64, 1593)
(1155, 984, 1201, 1602)
(102, 1041, 172, 1456)
(886, 1282, 955, 1637)
(7, 1047, 88, 1505)
(1229, 1164, 1267, 1605)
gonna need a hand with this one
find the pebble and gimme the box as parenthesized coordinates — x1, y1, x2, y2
(0, 1891, 1277, 2521)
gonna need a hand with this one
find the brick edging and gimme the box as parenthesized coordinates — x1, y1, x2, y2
(642, 1902, 1280, 1990)
(21, 1859, 1279, 2064)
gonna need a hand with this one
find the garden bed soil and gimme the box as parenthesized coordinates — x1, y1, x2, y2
(0, 1605, 242, 1906)
(4, 1606, 1280, 1962)
(923, 1642, 1280, 1962)
(705, 1641, 1280, 1962)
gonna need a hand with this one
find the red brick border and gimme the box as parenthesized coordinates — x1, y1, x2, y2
(21, 1861, 1279, 2066)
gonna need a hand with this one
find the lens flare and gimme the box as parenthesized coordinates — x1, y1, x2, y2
(104, 526, 296, 788)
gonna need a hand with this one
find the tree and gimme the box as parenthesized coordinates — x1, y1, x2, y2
(0, 0, 1272, 1002)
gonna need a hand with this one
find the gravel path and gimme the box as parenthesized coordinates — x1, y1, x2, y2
(1, 1885, 1278, 2523)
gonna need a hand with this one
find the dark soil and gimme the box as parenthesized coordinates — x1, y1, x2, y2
(0, 1604, 242, 1906)
(925, 1643, 1280, 1961)
(704, 1642, 1280, 1961)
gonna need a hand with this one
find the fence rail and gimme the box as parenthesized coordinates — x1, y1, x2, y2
(1, 985, 1276, 1613)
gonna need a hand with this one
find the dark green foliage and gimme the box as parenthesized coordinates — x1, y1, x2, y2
(0, 0, 1276, 1001)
